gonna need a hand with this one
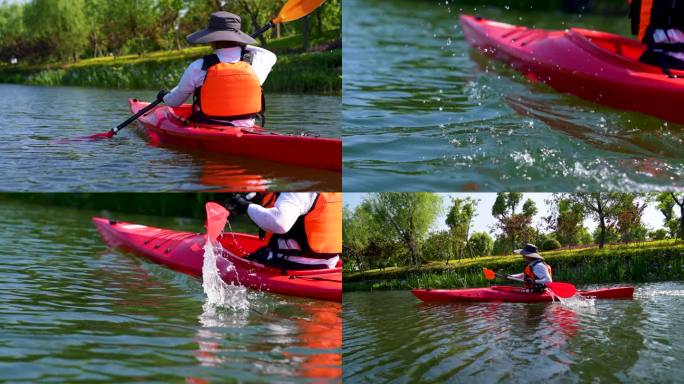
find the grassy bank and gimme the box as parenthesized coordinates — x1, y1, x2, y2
(344, 240, 684, 291)
(0, 32, 341, 94)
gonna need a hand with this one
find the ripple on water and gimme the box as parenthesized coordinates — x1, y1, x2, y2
(344, 285, 684, 383)
(342, 0, 684, 191)
(0, 200, 342, 382)
(0, 84, 340, 191)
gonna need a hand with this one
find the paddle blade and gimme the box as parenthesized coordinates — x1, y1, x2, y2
(483, 268, 496, 280)
(55, 130, 114, 143)
(547, 282, 577, 298)
(205, 202, 229, 243)
(84, 131, 115, 139)
(272, 0, 325, 24)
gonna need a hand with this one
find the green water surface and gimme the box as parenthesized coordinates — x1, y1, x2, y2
(0, 199, 342, 383)
(343, 287, 683, 383)
(343, 0, 684, 191)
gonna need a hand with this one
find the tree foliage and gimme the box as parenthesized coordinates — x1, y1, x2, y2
(656, 193, 684, 240)
(491, 192, 538, 252)
(0, 0, 341, 64)
(344, 193, 665, 272)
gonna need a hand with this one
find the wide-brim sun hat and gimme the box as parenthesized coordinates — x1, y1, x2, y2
(514, 243, 544, 260)
(187, 11, 257, 45)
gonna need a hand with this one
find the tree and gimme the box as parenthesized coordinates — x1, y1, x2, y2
(491, 193, 537, 252)
(24, 0, 90, 61)
(650, 229, 669, 241)
(421, 231, 456, 263)
(468, 231, 493, 257)
(656, 193, 684, 240)
(593, 226, 619, 244)
(445, 197, 478, 261)
(363, 192, 442, 266)
(564, 193, 627, 248)
(234, 0, 281, 46)
(614, 193, 650, 243)
(544, 195, 586, 246)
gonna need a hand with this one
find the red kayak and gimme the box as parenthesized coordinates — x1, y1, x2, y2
(93, 217, 342, 302)
(129, 99, 342, 172)
(460, 15, 684, 125)
(412, 285, 634, 303)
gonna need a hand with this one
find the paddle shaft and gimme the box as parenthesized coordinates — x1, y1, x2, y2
(111, 99, 162, 136)
(252, 21, 275, 38)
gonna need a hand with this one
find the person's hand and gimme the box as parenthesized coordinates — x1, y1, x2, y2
(225, 194, 251, 215)
(156, 89, 169, 102)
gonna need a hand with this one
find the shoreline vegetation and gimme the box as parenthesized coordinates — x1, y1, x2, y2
(344, 240, 684, 292)
(0, 36, 341, 94)
(0, 0, 341, 94)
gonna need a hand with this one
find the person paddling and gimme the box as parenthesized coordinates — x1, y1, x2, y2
(506, 244, 552, 293)
(226, 193, 342, 270)
(159, 11, 276, 127)
(630, 0, 684, 71)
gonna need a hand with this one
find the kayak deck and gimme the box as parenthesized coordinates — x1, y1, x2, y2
(459, 15, 684, 124)
(129, 99, 342, 172)
(92, 217, 342, 302)
(412, 285, 634, 303)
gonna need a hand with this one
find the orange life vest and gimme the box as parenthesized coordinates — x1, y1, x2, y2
(263, 193, 342, 258)
(191, 53, 264, 123)
(630, 0, 684, 43)
(523, 260, 552, 289)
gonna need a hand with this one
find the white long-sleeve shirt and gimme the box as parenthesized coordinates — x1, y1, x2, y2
(247, 193, 318, 234)
(246, 192, 339, 268)
(653, 29, 684, 61)
(510, 262, 552, 285)
(163, 45, 277, 126)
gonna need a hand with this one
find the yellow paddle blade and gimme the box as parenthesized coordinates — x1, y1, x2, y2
(483, 268, 496, 280)
(272, 0, 326, 24)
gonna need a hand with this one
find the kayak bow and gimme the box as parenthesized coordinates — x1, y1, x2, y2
(412, 286, 634, 303)
(460, 15, 684, 125)
(129, 99, 342, 172)
(92, 217, 342, 302)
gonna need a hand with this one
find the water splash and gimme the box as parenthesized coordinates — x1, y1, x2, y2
(549, 289, 596, 310)
(202, 239, 249, 311)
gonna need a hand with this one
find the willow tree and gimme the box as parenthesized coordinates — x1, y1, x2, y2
(445, 196, 478, 261)
(363, 192, 442, 266)
(24, 0, 89, 61)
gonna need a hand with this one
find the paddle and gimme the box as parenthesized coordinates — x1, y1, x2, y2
(86, 99, 164, 139)
(482, 268, 577, 299)
(251, 0, 326, 37)
(545, 282, 577, 299)
(83, 0, 325, 140)
(205, 202, 229, 244)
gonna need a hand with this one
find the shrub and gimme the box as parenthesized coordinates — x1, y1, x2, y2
(541, 238, 562, 251)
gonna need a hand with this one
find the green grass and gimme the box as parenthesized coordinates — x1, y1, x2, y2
(344, 240, 684, 291)
(0, 31, 341, 94)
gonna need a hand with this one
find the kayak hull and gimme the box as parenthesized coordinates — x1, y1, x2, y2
(129, 99, 342, 172)
(460, 15, 684, 124)
(92, 217, 342, 302)
(412, 285, 634, 303)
